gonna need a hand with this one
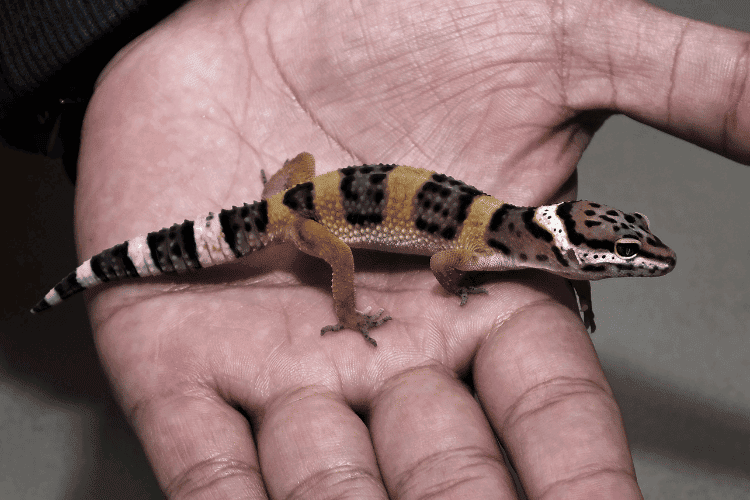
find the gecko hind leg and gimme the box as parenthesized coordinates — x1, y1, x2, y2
(261, 152, 317, 199)
(289, 218, 391, 346)
(321, 309, 392, 347)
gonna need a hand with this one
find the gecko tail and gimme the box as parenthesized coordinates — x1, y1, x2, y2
(31, 298, 53, 313)
(29, 237, 151, 314)
(31, 270, 85, 313)
(29, 202, 268, 313)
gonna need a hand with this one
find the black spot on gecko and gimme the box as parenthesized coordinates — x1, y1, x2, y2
(556, 203, 616, 252)
(582, 264, 606, 272)
(441, 227, 456, 240)
(413, 172, 484, 240)
(347, 213, 383, 225)
(340, 164, 394, 226)
(488, 238, 511, 255)
(639, 250, 675, 267)
(585, 220, 602, 227)
(522, 208, 553, 242)
(646, 236, 667, 248)
(489, 204, 515, 232)
(219, 201, 269, 258)
(340, 177, 356, 201)
(53, 271, 85, 300)
(31, 298, 52, 313)
(180, 221, 201, 270)
(551, 246, 569, 267)
(91, 241, 141, 281)
(283, 182, 316, 219)
(147, 230, 172, 273)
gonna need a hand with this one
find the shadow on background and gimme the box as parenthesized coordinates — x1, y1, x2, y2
(604, 359, 750, 479)
(0, 145, 161, 499)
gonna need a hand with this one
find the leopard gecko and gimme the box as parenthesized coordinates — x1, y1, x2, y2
(32, 152, 676, 346)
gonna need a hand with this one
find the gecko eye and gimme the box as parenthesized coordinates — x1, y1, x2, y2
(615, 238, 641, 259)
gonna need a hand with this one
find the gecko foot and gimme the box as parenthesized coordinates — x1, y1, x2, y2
(569, 279, 596, 334)
(321, 309, 392, 347)
(580, 305, 597, 334)
(458, 286, 488, 306)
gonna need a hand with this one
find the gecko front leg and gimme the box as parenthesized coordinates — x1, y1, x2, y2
(430, 248, 488, 305)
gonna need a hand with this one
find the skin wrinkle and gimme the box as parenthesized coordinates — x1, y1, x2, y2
(391, 446, 505, 497)
(605, 20, 618, 109)
(164, 454, 264, 498)
(126, 382, 220, 429)
(263, 18, 359, 161)
(538, 466, 639, 500)
(499, 375, 614, 432)
(721, 39, 750, 156)
(666, 21, 690, 128)
(285, 464, 384, 499)
(482, 294, 580, 347)
(549, 0, 571, 108)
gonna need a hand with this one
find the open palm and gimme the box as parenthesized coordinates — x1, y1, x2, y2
(77, 0, 749, 498)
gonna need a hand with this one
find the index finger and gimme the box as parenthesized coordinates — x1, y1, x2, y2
(474, 297, 641, 499)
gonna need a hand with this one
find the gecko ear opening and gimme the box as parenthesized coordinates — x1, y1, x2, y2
(615, 238, 641, 259)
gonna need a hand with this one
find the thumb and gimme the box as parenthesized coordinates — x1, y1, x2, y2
(562, 0, 750, 164)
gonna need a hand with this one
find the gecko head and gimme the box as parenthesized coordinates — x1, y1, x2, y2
(552, 201, 676, 280)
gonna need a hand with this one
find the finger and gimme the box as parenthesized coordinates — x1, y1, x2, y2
(256, 388, 386, 498)
(370, 366, 517, 499)
(130, 391, 267, 499)
(475, 302, 641, 499)
(566, 0, 750, 163)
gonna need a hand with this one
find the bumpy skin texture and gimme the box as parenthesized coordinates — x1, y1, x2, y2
(33, 152, 675, 343)
(47, 1, 750, 499)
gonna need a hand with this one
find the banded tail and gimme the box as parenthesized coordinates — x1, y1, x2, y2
(31, 200, 270, 312)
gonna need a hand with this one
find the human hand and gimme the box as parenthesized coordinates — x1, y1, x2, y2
(79, 0, 749, 497)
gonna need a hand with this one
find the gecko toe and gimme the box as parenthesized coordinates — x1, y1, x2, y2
(458, 286, 488, 306)
(321, 324, 345, 335)
(320, 309, 391, 346)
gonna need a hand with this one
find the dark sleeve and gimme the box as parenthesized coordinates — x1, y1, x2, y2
(0, 0, 185, 168)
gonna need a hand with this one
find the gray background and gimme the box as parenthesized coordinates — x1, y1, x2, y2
(1, 1, 748, 498)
